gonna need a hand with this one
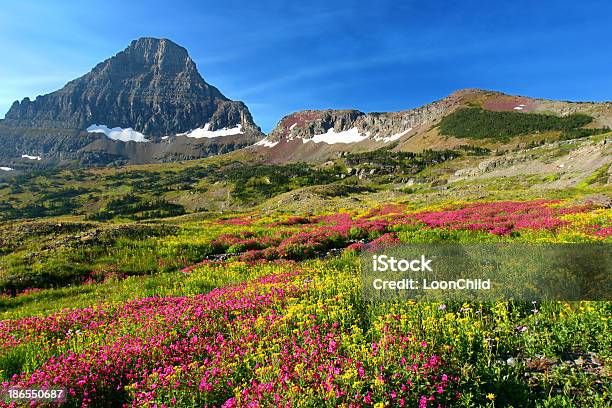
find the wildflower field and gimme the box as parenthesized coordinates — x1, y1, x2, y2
(0, 199, 610, 407)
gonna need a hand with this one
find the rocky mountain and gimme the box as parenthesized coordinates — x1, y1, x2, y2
(253, 89, 612, 163)
(2, 46, 610, 174)
(0, 37, 263, 167)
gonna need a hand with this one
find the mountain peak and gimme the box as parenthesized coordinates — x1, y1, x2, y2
(2, 38, 258, 136)
(115, 37, 194, 73)
(131, 36, 178, 46)
(126, 37, 189, 56)
(84, 37, 205, 87)
(128, 37, 184, 50)
(0, 38, 263, 166)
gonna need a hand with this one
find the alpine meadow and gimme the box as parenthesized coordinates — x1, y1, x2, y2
(0, 2, 611, 407)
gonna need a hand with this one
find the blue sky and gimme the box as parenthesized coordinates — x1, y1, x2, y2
(1, 0, 611, 132)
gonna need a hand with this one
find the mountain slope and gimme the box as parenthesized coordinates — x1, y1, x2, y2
(253, 89, 612, 163)
(0, 38, 263, 167)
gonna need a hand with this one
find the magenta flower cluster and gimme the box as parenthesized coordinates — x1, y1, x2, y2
(210, 200, 598, 262)
(1, 265, 456, 407)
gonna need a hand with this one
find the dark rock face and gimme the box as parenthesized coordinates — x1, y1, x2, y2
(267, 110, 364, 142)
(0, 37, 263, 166)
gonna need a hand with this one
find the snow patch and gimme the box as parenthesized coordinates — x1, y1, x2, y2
(161, 136, 170, 140)
(305, 127, 368, 144)
(87, 124, 149, 142)
(289, 123, 297, 130)
(21, 154, 42, 161)
(0, 167, 14, 171)
(178, 123, 243, 139)
(254, 138, 279, 148)
(373, 128, 412, 143)
(513, 104, 527, 111)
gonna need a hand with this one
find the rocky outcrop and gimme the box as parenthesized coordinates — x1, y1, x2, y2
(264, 92, 463, 147)
(268, 110, 364, 141)
(0, 37, 263, 167)
(254, 92, 461, 163)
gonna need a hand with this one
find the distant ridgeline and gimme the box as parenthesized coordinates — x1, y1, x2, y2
(439, 107, 609, 141)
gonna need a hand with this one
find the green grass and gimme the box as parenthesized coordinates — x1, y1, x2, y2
(0, 261, 272, 319)
(577, 163, 611, 188)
